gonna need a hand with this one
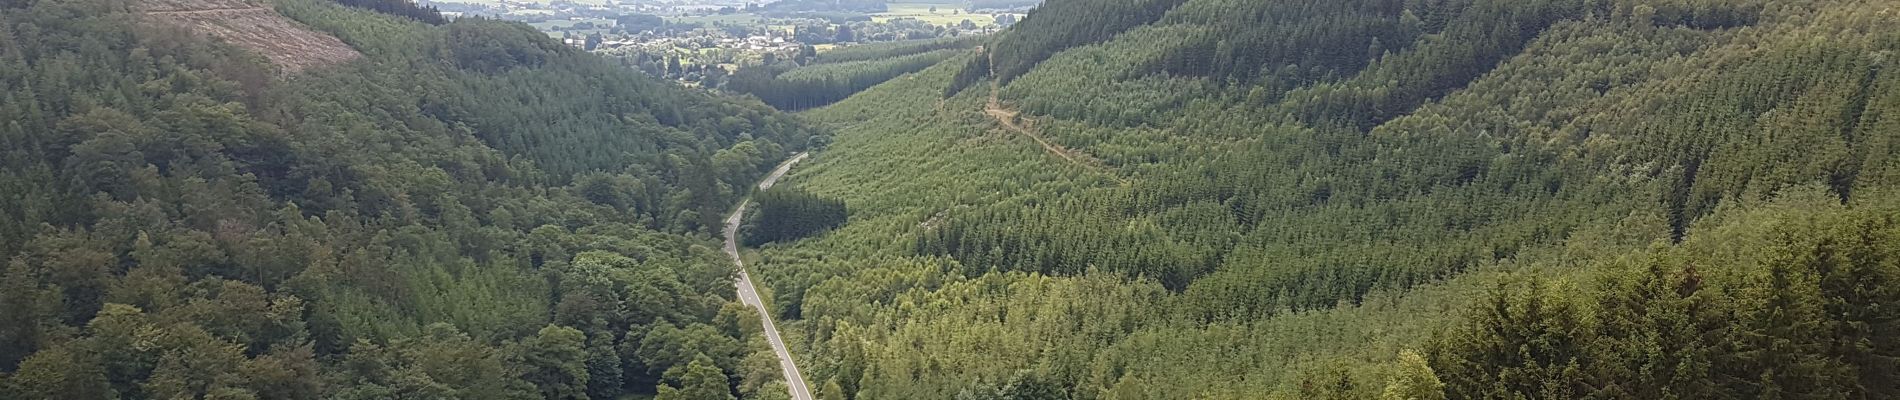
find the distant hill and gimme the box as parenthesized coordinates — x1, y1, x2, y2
(965, 0, 1040, 11)
(764, 0, 887, 13)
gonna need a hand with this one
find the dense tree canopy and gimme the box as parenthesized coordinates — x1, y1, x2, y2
(328, 0, 444, 24)
(0, 0, 810, 398)
(746, 0, 1900, 398)
(744, 187, 847, 246)
(5, 0, 1899, 398)
(726, 37, 983, 111)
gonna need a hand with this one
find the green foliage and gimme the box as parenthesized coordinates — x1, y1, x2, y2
(751, 0, 1900, 397)
(327, 324, 534, 400)
(978, 0, 1191, 84)
(329, 0, 445, 24)
(1380, 350, 1444, 400)
(0, 0, 803, 398)
(816, 36, 986, 64)
(657, 354, 738, 400)
(728, 49, 965, 110)
(277, 4, 819, 233)
(745, 187, 848, 246)
(515, 325, 591, 399)
(1434, 189, 1900, 399)
(6, 344, 113, 400)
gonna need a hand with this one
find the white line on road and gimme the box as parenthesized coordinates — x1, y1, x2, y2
(724, 152, 813, 400)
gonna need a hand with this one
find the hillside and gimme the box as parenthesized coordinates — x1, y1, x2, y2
(725, 36, 987, 111)
(0, 0, 818, 399)
(140, 0, 361, 73)
(748, 0, 1900, 398)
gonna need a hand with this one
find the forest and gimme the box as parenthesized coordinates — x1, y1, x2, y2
(329, 0, 444, 24)
(742, 187, 848, 247)
(0, 0, 817, 398)
(5, 0, 1900, 398)
(738, 0, 1900, 398)
(725, 36, 984, 111)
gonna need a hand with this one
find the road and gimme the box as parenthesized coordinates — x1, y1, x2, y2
(724, 152, 813, 400)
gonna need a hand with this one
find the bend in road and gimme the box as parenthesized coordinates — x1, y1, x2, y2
(724, 152, 812, 400)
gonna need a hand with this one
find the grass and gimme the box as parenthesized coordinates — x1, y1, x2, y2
(527, 18, 613, 38)
(872, 2, 1005, 26)
(526, 18, 614, 30)
(667, 13, 765, 26)
(430, 0, 611, 5)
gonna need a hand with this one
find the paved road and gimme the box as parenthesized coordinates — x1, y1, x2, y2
(724, 152, 812, 400)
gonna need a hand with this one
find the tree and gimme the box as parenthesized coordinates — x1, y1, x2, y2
(583, 338, 624, 400)
(1432, 280, 1588, 399)
(822, 379, 853, 400)
(141, 325, 254, 400)
(0, 261, 59, 371)
(239, 346, 323, 400)
(656, 354, 733, 400)
(5, 344, 113, 400)
(835, 25, 855, 43)
(1381, 350, 1444, 400)
(515, 325, 591, 400)
(746, 187, 847, 246)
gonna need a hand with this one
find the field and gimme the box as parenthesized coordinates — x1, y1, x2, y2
(426, 0, 612, 5)
(527, 18, 614, 37)
(526, 17, 614, 30)
(666, 13, 766, 26)
(872, 2, 1006, 26)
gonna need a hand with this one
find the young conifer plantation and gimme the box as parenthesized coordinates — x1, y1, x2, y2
(3, 0, 1900, 398)
(753, 0, 1900, 398)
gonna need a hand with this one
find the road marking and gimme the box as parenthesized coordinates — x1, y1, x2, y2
(724, 153, 814, 400)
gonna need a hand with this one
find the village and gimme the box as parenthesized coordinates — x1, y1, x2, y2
(420, 0, 1019, 56)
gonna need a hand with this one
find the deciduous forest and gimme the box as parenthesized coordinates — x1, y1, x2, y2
(0, 0, 817, 398)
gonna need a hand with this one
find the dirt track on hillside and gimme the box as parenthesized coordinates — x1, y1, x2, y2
(982, 49, 1126, 184)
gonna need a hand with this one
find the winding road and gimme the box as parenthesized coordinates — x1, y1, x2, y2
(724, 152, 813, 400)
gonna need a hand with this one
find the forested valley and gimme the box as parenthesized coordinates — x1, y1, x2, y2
(6, 0, 1900, 398)
(0, 0, 822, 398)
(725, 36, 985, 111)
(740, 0, 1900, 398)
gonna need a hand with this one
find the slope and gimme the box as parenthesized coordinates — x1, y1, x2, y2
(725, 153, 815, 400)
(140, 0, 362, 73)
(751, 0, 1900, 398)
(0, 0, 820, 399)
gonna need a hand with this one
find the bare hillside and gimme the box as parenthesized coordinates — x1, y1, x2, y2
(140, 0, 360, 73)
